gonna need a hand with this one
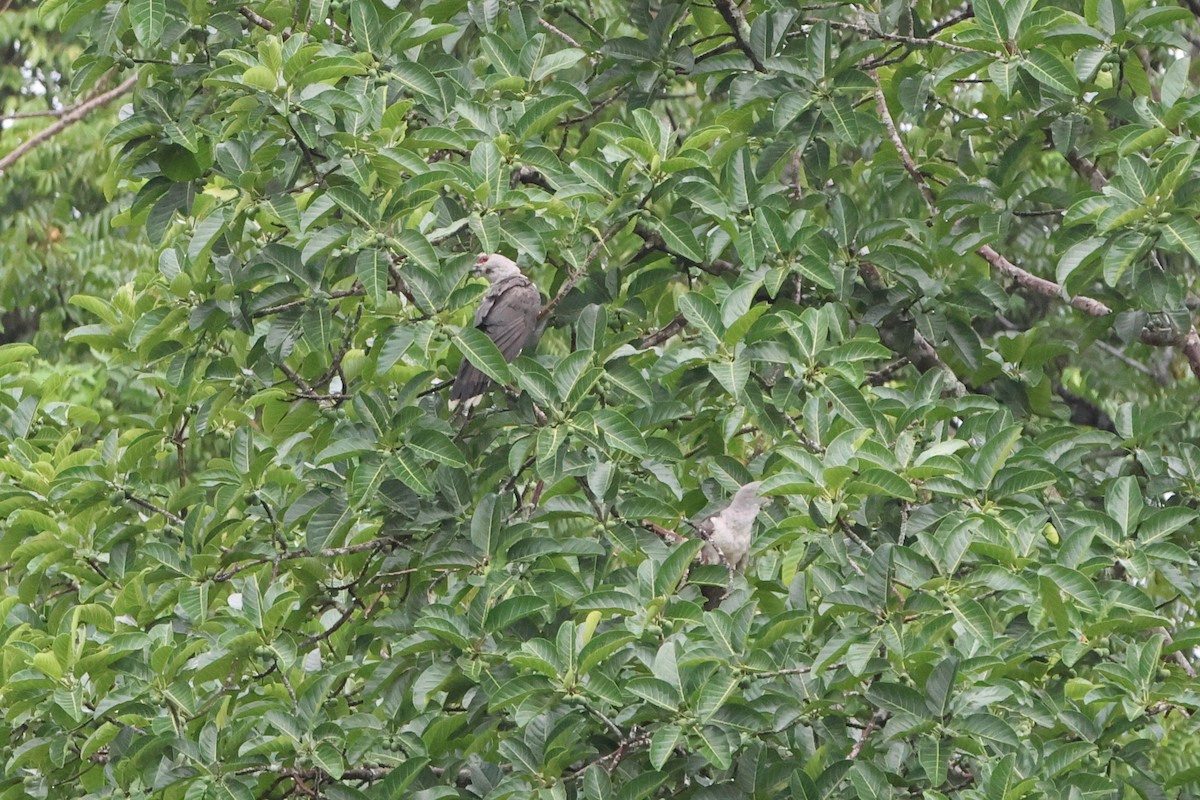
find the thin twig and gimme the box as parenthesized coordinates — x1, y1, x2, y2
(213, 538, 394, 582)
(1092, 340, 1159, 380)
(826, 20, 977, 53)
(0, 75, 137, 175)
(539, 17, 582, 48)
(1, 106, 64, 122)
(562, 90, 624, 125)
(538, 217, 632, 322)
(124, 491, 185, 527)
(560, 7, 601, 39)
(253, 287, 366, 319)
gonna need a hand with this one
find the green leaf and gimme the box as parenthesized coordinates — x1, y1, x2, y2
(847, 468, 916, 501)
(1105, 475, 1142, 537)
(677, 292, 725, 343)
(530, 47, 584, 81)
(988, 60, 1018, 98)
(625, 677, 679, 710)
(128, 0, 165, 46)
(918, 737, 949, 785)
(486, 596, 549, 631)
(390, 61, 440, 98)
(957, 713, 1019, 750)
(453, 326, 513, 387)
(694, 669, 739, 722)
(1022, 51, 1079, 95)
(1159, 215, 1200, 262)
(655, 538, 704, 597)
(823, 377, 874, 428)
(579, 630, 635, 674)
(969, 424, 1021, 490)
(709, 353, 750, 399)
(409, 429, 467, 468)
(389, 451, 433, 496)
(356, 249, 390, 304)
(649, 725, 682, 770)
(1056, 237, 1104, 285)
(950, 597, 993, 644)
(592, 409, 647, 456)
(696, 725, 735, 770)
(658, 216, 704, 262)
(867, 682, 930, 718)
(1162, 57, 1189, 108)
(974, 0, 1009, 41)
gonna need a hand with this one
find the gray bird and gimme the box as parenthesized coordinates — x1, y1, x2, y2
(451, 253, 541, 407)
(695, 481, 770, 606)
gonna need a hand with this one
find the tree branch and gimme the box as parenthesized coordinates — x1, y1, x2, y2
(213, 538, 395, 582)
(976, 245, 1112, 316)
(239, 5, 275, 31)
(539, 210, 640, 322)
(123, 490, 185, 527)
(1140, 323, 1200, 382)
(639, 314, 687, 349)
(253, 287, 365, 318)
(1064, 149, 1107, 191)
(871, 70, 1112, 318)
(713, 0, 768, 72)
(640, 519, 689, 544)
(539, 16, 582, 48)
(825, 20, 978, 53)
(0, 75, 137, 176)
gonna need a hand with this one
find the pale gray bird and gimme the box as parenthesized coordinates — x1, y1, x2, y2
(695, 481, 770, 606)
(451, 253, 541, 406)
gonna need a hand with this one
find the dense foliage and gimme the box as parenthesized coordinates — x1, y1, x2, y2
(4, 0, 1200, 797)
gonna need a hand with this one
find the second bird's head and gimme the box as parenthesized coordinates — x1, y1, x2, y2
(473, 252, 521, 282)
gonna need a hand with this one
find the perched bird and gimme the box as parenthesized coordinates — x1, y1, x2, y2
(451, 253, 541, 408)
(695, 481, 770, 607)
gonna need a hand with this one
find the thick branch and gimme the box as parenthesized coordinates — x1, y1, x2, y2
(713, 0, 768, 72)
(239, 5, 274, 30)
(977, 246, 1112, 316)
(871, 71, 1111, 318)
(1141, 324, 1200, 382)
(639, 314, 687, 349)
(640, 520, 689, 544)
(1064, 150, 1107, 190)
(0, 75, 137, 176)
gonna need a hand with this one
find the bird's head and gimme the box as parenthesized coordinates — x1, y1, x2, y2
(734, 480, 770, 509)
(472, 253, 522, 283)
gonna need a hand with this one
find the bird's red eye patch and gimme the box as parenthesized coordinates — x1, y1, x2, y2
(475, 254, 489, 265)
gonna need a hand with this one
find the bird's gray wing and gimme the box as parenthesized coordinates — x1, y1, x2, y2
(480, 279, 540, 362)
(452, 277, 539, 401)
